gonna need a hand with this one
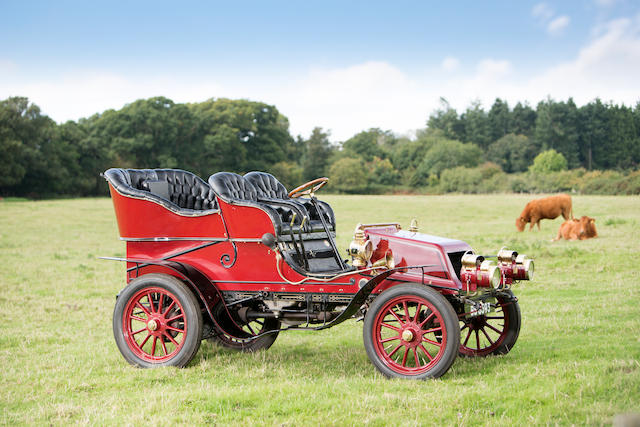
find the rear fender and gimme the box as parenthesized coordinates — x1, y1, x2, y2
(117, 257, 220, 323)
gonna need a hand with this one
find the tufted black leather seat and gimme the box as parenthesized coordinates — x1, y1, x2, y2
(208, 172, 286, 233)
(103, 168, 218, 215)
(244, 172, 311, 230)
(244, 171, 335, 232)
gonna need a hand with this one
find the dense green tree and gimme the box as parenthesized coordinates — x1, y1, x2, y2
(412, 139, 483, 185)
(268, 161, 303, 190)
(460, 100, 491, 149)
(301, 127, 332, 180)
(487, 133, 539, 173)
(488, 98, 511, 142)
(511, 102, 537, 137)
(426, 98, 465, 141)
(342, 128, 394, 161)
(534, 98, 580, 168)
(529, 149, 568, 173)
(0, 97, 57, 194)
(328, 157, 367, 192)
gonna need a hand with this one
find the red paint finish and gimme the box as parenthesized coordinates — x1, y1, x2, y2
(109, 186, 225, 239)
(365, 227, 471, 291)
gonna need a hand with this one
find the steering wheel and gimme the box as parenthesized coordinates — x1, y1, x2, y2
(288, 177, 329, 199)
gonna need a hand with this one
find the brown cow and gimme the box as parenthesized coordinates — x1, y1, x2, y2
(552, 216, 597, 241)
(515, 194, 573, 231)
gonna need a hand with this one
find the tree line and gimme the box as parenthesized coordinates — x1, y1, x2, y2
(1, 95, 639, 197)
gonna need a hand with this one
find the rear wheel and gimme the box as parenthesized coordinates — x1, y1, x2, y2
(207, 302, 280, 352)
(113, 274, 203, 368)
(458, 290, 521, 357)
(363, 284, 459, 379)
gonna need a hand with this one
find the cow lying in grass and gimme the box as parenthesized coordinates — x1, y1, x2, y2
(552, 216, 598, 241)
(516, 194, 573, 231)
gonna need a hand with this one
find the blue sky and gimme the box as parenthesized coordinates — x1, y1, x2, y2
(1, 1, 639, 140)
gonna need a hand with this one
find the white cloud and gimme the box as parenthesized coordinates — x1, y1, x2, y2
(532, 3, 554, 21)
(441, 56, 460, 72)
(1, 16, 639, 141)
(548, 16, 570, 35)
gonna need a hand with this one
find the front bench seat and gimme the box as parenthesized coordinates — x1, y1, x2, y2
(244, 171, 335, 232)
(103, 168, 218, 215)
(208, 172, 287, 235)
(244, 171, 312, 231)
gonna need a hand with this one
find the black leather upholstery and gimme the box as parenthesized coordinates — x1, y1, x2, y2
(244, 171, 289, 199)
(208, 172, 259, 202)
(103, 168, 218, 214)
(245, 172, 309, 229)
(244, 171, 335, 231)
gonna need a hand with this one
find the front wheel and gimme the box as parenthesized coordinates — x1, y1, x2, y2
(113, 274, 203, 368)
(458, 290, 521, 357)
(363, 284, 460, 379)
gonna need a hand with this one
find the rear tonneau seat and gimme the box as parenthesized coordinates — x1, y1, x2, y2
(103, 168, 219, 216)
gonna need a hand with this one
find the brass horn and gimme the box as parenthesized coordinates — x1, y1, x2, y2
(371, 250, 395, 272)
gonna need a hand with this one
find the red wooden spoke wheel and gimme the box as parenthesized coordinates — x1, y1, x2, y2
(458, 290, 521, 357)
(113, 274, 202, 368)
(363, 284, 459, 379)
(288, 177, 329, 199)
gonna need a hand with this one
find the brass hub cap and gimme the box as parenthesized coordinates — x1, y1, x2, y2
(147, 319, 159, 331)
(402, 329, 414, 342)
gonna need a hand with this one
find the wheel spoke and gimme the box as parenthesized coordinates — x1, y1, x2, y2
(485, 323, 503, 334)
(164, 332, 179, 346)
(160, 338, 168, 356)
(131, 327, 147, 336)
(475, 330, 480, 350)
(381, 322, 400, 332)
(162, 300, 176, 316)
(130, 315, 147, 323)
(484, 316, 504, 320)
(463, 328, 472, 346)
(388, 307, 404, 325)
(402, 302, 410, 322)
(166, 325, 185, 333)
(418, 344, 433, 361)
(401, 347, 409, 367)
(135, 301, 151, 316)
(413, 348, 420, 367)
(422, 326, 442, 334)
(418, 312, 434, 328)
(147, 292, 156, 313)
(158, 293, 164, 314)
(151, 336, 157, 356)
(480, 327, 494, 345)
(460, 324, 469, 332)
(166, 314, 184, 323)
(380, 335, 400, 343)
(245, 323, 256, 335)
(388, 343, 402, 357)
(413, 303, 422, 322)
(139, 332, 151, 349)
(422, 337, 442, 347)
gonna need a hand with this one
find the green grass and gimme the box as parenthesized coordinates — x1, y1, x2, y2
(1, 194, 639, 425)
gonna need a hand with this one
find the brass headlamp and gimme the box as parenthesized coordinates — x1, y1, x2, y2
(348, 224, 373, 268)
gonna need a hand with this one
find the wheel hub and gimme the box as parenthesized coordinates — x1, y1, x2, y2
(402, 329, 414, 342)
(147, 319, 159, 331)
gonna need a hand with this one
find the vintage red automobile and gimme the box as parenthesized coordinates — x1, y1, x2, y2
(103, 168, 534, 379)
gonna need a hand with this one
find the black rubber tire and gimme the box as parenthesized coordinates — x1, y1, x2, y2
(207, 302, 280, 352)
(363, 284, 460, 379)
(113, 274, 203, 368)
(459, 290, 521, 357)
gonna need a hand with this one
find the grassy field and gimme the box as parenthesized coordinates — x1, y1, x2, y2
(1, 194, 639, 425)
